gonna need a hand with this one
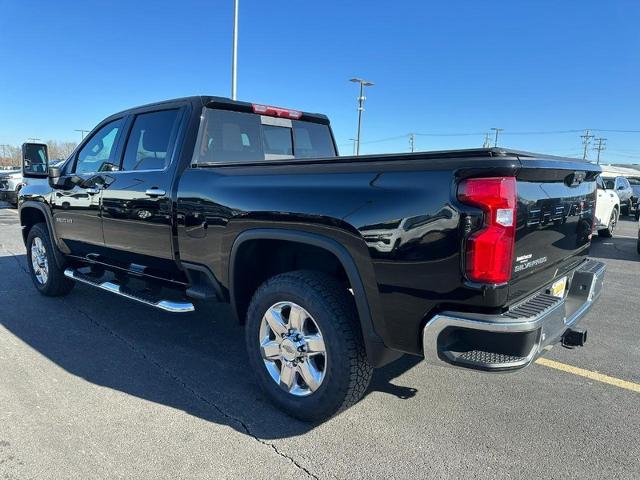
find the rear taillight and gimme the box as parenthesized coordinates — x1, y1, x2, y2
(458, 177, 517, 284)
(252, 104, 302, 119)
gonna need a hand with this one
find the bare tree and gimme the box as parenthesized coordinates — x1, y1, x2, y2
(0, 140, 78, 169)
(0, 145, 21, 168)
(46, 140, 78, 161)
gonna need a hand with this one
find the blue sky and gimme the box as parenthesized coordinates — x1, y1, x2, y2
(1, 0, 639, 163)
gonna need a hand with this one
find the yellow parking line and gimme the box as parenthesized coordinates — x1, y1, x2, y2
(536, 358, 640, 393)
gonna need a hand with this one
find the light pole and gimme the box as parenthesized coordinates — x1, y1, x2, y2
(231, 0, 239, 100)
(350, 77, 374, 156)
(348, 138, 357, 156)
(75, 129, 90, 140)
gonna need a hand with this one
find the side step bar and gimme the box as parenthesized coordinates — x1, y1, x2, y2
(64, 268, 195, 313)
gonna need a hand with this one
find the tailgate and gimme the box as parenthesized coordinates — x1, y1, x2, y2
(509, 161, 599, 301)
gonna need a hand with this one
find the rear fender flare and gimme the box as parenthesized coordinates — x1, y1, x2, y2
(228, 228, 393, 366)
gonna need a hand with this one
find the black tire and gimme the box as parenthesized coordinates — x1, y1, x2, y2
(598, 209, 617, 238)
(26, 223, 75, 296)
(245, 270, 373, 421)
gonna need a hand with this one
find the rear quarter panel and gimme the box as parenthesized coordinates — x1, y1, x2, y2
(175, 156, 520, 355)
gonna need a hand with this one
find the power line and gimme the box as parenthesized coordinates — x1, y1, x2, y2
(591, 129, 640, 133)
(337, 127, 640, 150)
(415, 132, 485, 137)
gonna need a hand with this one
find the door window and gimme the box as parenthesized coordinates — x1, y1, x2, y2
(122, 109, 180, 171)
(602, 177, 615, 190)
(75, 119, 124, 174)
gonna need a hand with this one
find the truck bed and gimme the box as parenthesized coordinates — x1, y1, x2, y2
(179, 147, 600, 355)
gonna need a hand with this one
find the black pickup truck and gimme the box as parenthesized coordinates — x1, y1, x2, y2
(18, 96, 606, 420)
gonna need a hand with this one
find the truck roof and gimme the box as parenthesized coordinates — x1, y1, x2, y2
(109, 95, 331, 125)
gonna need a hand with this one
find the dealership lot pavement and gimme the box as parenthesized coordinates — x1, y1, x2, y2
(1, 201, 638, 480)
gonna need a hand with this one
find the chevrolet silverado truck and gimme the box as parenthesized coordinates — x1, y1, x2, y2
(18, 96, 606, 421)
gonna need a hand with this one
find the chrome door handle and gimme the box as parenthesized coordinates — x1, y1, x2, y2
(86, 187, 100, 195)
(145, 188, 166, 197)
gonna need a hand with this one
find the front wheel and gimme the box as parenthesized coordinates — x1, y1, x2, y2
(245, 270, 373, 421)
(26, 223, 75, 296)
(598, 209, 617, 238)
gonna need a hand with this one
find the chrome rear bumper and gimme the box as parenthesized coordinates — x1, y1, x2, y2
(422, 259, 606, 371)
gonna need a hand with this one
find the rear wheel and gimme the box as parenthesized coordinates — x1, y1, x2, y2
(621, 203, 629, 216)
(598, 209, 617, 238)
(245, 270, 373, 421)
(26, 223, 75, 296)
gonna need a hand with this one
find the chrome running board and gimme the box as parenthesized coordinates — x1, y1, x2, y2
(64, 268, 195, 313)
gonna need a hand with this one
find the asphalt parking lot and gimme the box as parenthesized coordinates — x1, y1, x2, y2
(0, 202, 638, 480)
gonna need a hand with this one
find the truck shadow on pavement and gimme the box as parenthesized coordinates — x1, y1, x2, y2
(0, 254, 421, 439)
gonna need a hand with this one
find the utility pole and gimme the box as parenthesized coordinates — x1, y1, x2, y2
(349, 78, 374, 156)
(581, 129, 595, 161)
(593, 137, 607, 164)
(490, 128, 503, 147)
(74, 129, 90, 140)
(409, 133, 415, 152)
(482, 132, 491, 148)
(348, 138, 357, 156)
(231, 0, 239, 100)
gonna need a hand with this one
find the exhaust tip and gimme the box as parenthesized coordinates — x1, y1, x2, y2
(562, 328, 587, 348)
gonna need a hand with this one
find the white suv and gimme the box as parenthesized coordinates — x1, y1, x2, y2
(595, 175, 621, 237)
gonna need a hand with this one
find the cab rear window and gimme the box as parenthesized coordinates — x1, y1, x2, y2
(192, 108, 336, 164)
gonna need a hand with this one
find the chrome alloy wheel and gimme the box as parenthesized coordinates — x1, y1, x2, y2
(610, 210, 617, 233)
(31, 236, 49, 285)
(259, 302, 327, 397)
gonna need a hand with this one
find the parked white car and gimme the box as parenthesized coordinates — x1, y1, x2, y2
(595, 175, 621, 237)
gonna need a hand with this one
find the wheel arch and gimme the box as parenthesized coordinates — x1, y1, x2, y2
(229, 228, 399, 367)
(19, 201, 66, 268)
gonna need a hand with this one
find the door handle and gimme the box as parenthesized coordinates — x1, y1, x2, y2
(145, 188, 166, 197)
(86, 187, 100, 195)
